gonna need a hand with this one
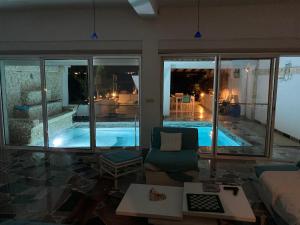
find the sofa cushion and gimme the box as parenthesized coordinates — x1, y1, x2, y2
(275, 191, 300, 225)
(260, 171, 300, 225)
(160, 132, 182, 151)
(255, 164, 299, 177)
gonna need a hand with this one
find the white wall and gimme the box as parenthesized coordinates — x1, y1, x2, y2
(275, 75, 300, 139)
(1, 2, 300, 147)
(254, 60, 270, 124)
(254, 75, 269, 124)
(275, 57, 300, 140)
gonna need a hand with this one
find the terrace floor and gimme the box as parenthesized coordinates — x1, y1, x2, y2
(165, 102, 300, 161)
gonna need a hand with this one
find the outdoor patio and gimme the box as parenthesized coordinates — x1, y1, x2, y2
(165, 100, 300, 159)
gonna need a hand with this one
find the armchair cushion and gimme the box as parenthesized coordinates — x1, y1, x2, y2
(255, 164, 299, 178)
(145, 148, 198, 173)
(151, 127, 198, 150)
(160, 132, 182, 151)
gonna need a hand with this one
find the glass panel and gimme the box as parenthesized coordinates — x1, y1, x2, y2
(162, 58, 215, 153)
(0, 59, 44, 146)
(217, 59, 272, 156)
(93, 57, 140, 148)
(272, 57, 300, 160)
(45, 60, 90, 148)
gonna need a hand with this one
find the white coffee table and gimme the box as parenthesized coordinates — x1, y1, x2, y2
(116, 184, 183, 220)
(116, 183, 256, 225)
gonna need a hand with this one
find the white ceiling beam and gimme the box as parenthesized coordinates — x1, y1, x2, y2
(128, 0, 158, 17)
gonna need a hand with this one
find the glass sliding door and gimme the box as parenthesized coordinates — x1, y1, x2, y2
(0, 59, 44, 146)
(93, 57, 140, 148)
(272, 57, 300, 160)
(162, 57, 216, 152)
(45, 60, 90, 148)
(216, 59, 272, 156)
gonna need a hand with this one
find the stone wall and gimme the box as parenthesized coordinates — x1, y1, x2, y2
(4, 65, 41, 114)
(45, 65, 64, 101)
(3, 63, 75, 145)
(4, 64, 63, 114)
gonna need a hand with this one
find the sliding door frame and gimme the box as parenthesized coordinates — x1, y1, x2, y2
(265, 57, 280, 157)
(160, 53, 281, 159)
(40, 59, 48, 148)
(0, 54, 141, 152)
(92, 55, 142, 151)
(0, 57, 47, 151)
(88, 57, 96, 150)
(42, 57, 92, 151)
(160, 54, 218, 158)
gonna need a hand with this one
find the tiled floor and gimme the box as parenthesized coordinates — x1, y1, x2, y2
(0, 150, 292, 225)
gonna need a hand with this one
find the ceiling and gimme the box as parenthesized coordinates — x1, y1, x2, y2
(0, 0, 295, 10)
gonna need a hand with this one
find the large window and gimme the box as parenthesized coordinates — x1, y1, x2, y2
(162, 57, 275, 157)
(272, 57, 300, 160)
(217, 59, 272, 156)
(162, 58, 215, 153)
(45, 60, 90, 148)
(0, 59, 44, 146)
(93, 57, 140, 148)
(0, 56, 140, 150)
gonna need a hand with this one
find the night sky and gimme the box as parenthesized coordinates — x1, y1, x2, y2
(68, 65, 139, 104)
(170, 69, 214, 96)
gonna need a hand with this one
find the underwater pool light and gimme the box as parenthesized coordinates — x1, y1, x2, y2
(53, 137, 63, 147)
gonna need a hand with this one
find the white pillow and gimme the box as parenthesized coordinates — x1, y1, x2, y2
(160, 132, 182, 151)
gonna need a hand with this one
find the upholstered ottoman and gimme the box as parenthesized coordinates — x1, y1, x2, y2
(99, 150, 143, 189)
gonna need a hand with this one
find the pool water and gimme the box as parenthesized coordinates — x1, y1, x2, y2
(48, 122, 250, 148)
(49, 127, 138, 148)
(198, 127, 240, 146)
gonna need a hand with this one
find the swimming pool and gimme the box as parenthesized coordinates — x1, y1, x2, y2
(164, 121, 250, 147)
(48, 121, 250, 148)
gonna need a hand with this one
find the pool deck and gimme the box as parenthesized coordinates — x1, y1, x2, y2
(165, 102, 300, 161)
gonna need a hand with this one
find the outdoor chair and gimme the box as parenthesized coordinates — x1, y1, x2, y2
(181, 95, 195, 113)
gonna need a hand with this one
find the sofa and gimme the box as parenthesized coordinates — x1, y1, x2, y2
(255, 162, 300, 225)
(144, 127, 199, 186)
(255, 161, 300, 178)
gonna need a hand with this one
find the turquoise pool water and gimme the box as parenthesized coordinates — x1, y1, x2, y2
(48, 122, 250, 148)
